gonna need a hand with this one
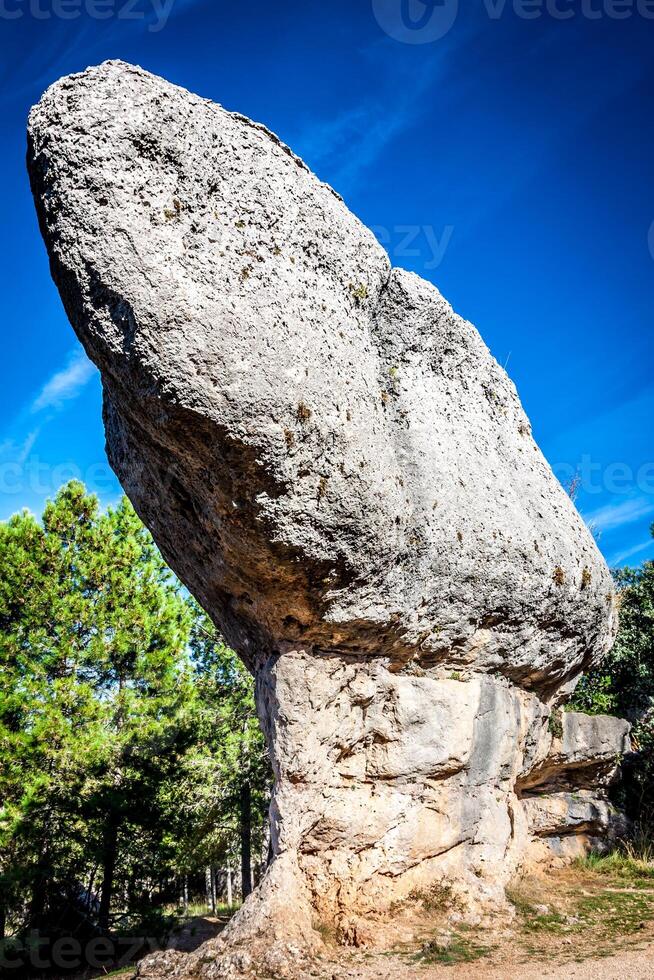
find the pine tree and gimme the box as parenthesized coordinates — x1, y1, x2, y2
(0, 481, 271, 951)
(162, 604, 271, 900)
(0, 483, 191, 936)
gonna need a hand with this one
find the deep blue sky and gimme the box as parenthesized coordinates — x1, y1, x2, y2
(0, 0, 652, 567)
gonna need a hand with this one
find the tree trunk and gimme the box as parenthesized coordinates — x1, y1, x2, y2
(98, 816, 119, 933)
(205, 867, 215, 912)
(261, 808, 272, 873)
(240, 782, 252, 901)
(226, 866, 232, 908)
(29, 854, 48, 930)
(85, 864, 98, 912)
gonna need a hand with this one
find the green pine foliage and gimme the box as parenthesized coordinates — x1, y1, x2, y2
(0, 482, 270, 949)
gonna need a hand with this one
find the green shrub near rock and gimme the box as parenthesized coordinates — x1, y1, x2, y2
(571, 524, 654, 838)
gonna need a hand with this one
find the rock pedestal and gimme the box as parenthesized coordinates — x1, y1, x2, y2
(28, 61, 628, 975)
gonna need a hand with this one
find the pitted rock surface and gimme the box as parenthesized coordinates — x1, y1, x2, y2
(27, 60, 616, 687)
(28, 61, 628, 975)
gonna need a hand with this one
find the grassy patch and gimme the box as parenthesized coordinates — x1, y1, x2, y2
(506, 861, 654, 967)
(177, 901, 239, 918)
(414, 932, 494, 966)
(375, 864, 654, 973)
(409, 881, 459, 913)
(522, 911, 569, 933)
(575, 849, 654, 881)
(576, 888, 654, 937)
(506, 887, 538, 917)
(348, 282, 369, 305)
(507, 889, 571, 934)
(312, 920, 337, 946)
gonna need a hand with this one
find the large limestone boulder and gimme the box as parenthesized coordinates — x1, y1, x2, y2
(28, 61, 627, 975)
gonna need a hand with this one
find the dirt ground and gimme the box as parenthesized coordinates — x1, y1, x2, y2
(335, 944, 654, 978)
(158, 863, 654, 979)
(308, 864, 654, 980)
(312, 940, 654, 979)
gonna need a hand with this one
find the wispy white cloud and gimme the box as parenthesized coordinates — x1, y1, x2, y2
(16, 429, 41, 463)
(609, 538, 654, 567)
(0, 429, 42, 465)
(0, 349, 96, 474)
(294, 106, 371, 171)
(31, 349, 95, 414)
(293, 43, 456, 194)
(584, 496, 654, 533)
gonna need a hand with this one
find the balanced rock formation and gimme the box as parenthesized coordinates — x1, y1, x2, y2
(28, 61, 629, 975)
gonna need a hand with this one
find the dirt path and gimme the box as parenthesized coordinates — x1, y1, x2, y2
(463, 945, 654, 978)
(400, 944, 654, 978)
(318, 942, 654, 979)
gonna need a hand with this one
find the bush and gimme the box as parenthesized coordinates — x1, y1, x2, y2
(570, 524, 654, 830)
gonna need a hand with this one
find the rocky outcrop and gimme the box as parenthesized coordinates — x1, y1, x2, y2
(520, 711, 631, 793)
(519, 711, 631, 862)
(28, 61, 628, 975)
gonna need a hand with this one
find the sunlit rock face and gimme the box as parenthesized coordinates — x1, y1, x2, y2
(28, 60, 627, 974)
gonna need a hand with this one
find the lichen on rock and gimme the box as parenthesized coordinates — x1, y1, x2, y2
(28, 60, 629, 976)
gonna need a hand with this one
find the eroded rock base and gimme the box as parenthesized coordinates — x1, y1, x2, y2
(140, 654, 630, 978)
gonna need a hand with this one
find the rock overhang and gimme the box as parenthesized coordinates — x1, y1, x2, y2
(27, 59, 617, 695)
